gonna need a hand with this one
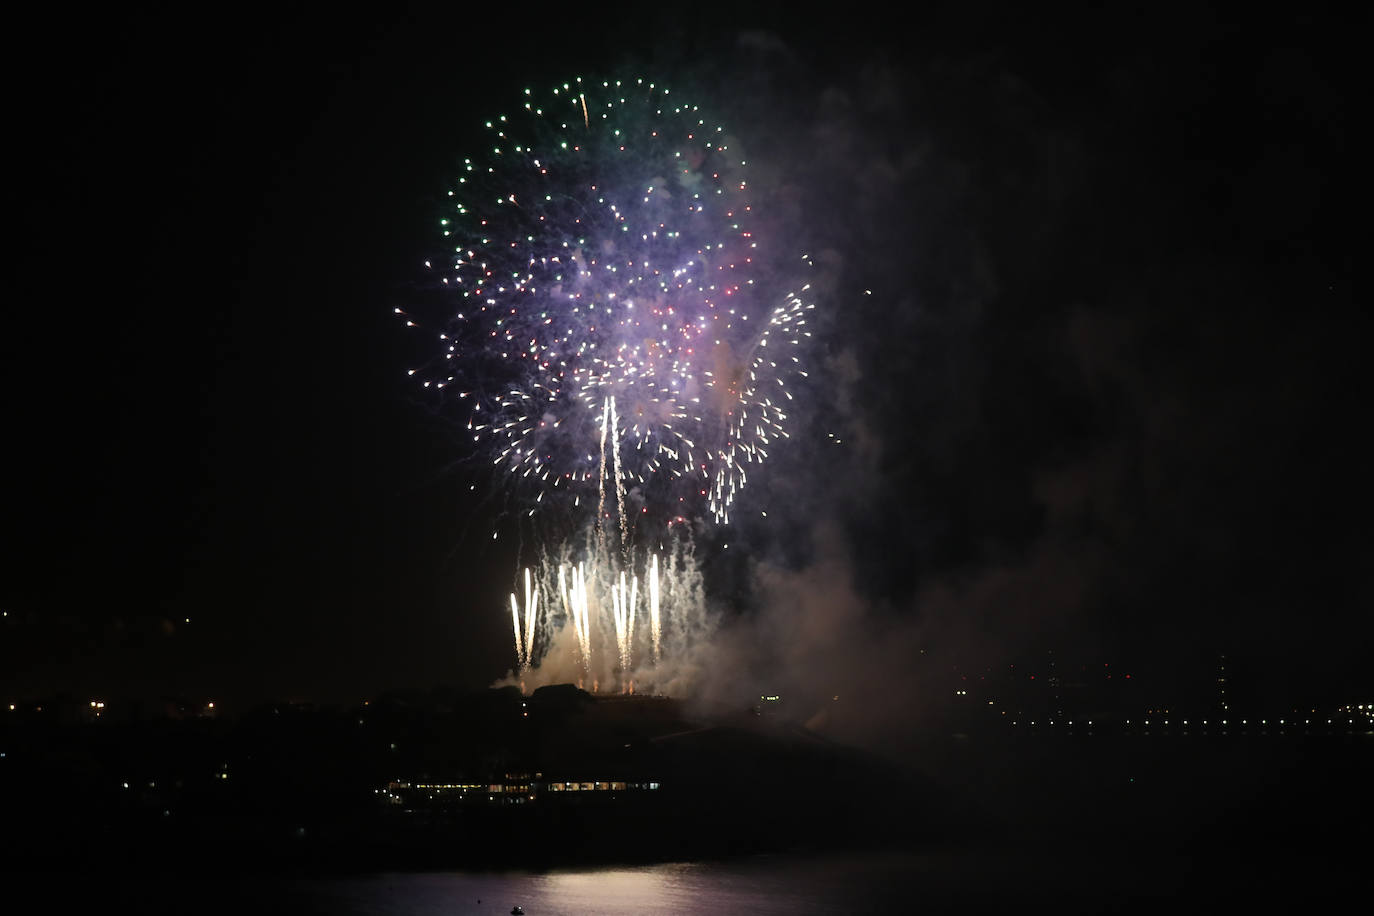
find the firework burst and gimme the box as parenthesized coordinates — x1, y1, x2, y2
(401, 76, 813, 528)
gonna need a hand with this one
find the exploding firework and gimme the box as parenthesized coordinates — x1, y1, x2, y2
(400, 76, 814, 528)
(400, 77, 818, 691)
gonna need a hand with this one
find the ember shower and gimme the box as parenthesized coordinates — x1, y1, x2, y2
(401, 77, 814, 691)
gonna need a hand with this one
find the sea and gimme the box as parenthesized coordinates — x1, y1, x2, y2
(24, 731, 1370, 913)
(73, 843, 1354, 915)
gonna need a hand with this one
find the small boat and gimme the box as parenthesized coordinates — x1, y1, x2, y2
(511, 908, 524, 915)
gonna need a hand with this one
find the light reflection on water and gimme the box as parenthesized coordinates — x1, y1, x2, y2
(84, 847, 1225, 914)
(282, 853, 917, 915)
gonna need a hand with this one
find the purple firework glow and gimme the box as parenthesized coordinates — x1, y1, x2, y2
(401, 77, 813, 530)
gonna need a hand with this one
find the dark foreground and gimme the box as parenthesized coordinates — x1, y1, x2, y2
(33, 845, 1352, 916)
(2, 689, 1368, 911)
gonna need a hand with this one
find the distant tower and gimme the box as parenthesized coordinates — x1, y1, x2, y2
(1217, 654, 1229, 715)
(1047, 649, 1063, 719)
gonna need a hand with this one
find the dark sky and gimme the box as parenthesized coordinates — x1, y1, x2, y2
(3, 5, 1362, 712)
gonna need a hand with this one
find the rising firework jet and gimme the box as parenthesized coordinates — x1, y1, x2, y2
(510, 567, 539, 674)
(400, 76, 815, 530)
(505, 531, 706, 694)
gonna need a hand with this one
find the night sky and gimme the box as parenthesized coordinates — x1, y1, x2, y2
(4, 5, 1361, 717)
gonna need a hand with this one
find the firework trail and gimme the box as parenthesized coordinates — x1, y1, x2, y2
(557, 563, 591, 672)
(510, 567, 539, 674)
(504, 532, 704, 693)
(400, 76, 814, 529)
(649, 552, 661, 661)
